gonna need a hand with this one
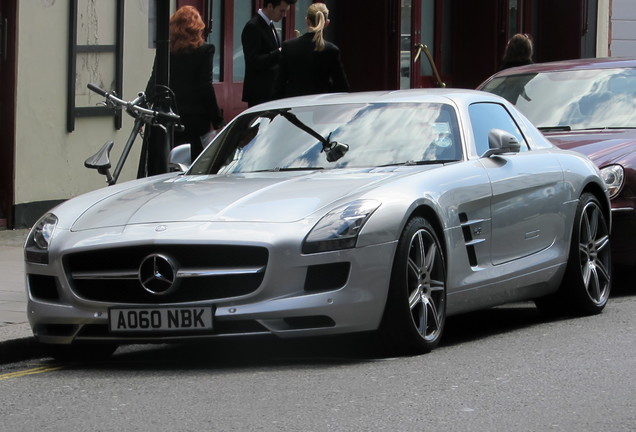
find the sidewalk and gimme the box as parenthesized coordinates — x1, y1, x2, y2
(0, 228, 42, 363)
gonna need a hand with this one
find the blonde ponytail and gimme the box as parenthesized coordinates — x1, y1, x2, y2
(307, 3, 329, 52)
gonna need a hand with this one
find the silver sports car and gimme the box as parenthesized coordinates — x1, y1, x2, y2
(25, 89, 612, 359)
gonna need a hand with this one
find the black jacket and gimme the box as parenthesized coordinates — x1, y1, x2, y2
(241, 15, 282, 106)
(273, 32, 349, 99)
(146, 44, 223, 129)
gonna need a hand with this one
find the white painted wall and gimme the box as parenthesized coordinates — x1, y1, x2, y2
(15, 0, 159, 206)
(597, 0, 611, 57)
(611, 0, 636, 56)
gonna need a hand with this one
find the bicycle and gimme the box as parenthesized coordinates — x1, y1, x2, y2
(84, 83, 184, 185)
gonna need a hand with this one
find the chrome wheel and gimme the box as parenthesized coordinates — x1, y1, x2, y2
(577, 198, 611, 306)
(406, 228, 446, 342)
(536, 193, 611, 317)
(381, 217, 446, 355)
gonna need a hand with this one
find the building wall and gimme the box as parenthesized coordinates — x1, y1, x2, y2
(611, 0, 636, 56)
(14, 0, 159, 209)
(10, 0, 634, 228)
(597, 0, 611, 57)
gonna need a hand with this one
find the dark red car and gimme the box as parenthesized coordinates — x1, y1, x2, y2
(479, 58, 636, 269)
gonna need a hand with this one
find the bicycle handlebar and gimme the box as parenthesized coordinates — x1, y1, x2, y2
(87, 83, 181, 124)
(87, 82, 108, 97)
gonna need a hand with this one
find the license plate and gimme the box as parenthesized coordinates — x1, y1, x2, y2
(109, 306, 213, 332)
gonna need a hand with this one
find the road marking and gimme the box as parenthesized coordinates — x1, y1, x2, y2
(0, 365, 64, 381)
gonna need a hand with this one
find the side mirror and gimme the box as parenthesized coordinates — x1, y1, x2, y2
(482, 129, 521, 158)
(168, 144, 191, 172)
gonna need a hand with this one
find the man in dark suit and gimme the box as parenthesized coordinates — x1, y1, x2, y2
(241, 0, 297, 107)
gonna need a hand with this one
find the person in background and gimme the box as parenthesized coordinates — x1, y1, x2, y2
(145, 6, 224, 163)
(273, 2, 349, 99)
(241, 0, 297, 107)
(500, 33, 534, 70)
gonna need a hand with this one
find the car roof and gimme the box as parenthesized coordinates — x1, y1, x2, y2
(491, 57, 636, 77)
(245, 88, 507, 112)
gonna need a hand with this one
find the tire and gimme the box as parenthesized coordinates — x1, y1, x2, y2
(45, 343, 118, 362)
(380, 217, 447, 355)
(536, 193, 611, 316)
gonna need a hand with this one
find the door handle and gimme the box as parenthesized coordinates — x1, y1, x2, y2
(414, 43, 446, 88)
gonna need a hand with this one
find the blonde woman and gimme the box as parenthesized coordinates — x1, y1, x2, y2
(273, 2, 349, 98)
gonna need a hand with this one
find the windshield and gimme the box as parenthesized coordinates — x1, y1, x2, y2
(189, 102, 462, 175)
(482, 67, 636, 130)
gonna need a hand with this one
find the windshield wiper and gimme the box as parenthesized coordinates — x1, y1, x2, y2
(264, 109, 349, 162)
(578, 126, 636, 131)
(251, 167, 325, 172)
(379, 160, 460, 167)
(538, 126, 571, 132)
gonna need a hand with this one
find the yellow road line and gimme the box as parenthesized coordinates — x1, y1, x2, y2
(0, 365, 64, 381)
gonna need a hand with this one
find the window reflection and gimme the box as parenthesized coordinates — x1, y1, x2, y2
(233, 2, 250, 82)
(207, 0, 223, 82)
(484, 68, 636, 129)
(420, 0, 435, 77)
(294, 0, 313, 36)
(190, 103, 462, 175)
(400, 0, 412, 89)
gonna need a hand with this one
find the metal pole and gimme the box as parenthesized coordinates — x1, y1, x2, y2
(146, 0, 172, 175)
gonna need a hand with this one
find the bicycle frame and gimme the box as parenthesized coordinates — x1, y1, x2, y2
(84, 83, 182, 186)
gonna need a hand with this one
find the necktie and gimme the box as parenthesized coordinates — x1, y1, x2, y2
(270, 22, 280, 48)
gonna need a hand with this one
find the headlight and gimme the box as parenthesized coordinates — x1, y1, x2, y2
(25, 213, 58, 264)
(600, 165, 624, 199)
(302, 200, 381, 254)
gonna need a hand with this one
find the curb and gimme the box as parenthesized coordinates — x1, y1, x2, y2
(0, 323, 44, 364)
(0, 336, 44, 364)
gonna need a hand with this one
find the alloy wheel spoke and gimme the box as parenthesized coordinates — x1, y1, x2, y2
(416, 232, 426, 266)
(409, 287, 423, 311)
(419, 300, 428, 335)
(407, 232, 426, 278)
(594, 234, 610, 253)
(430, 279, 445, 291)
(583, 206, 599, 241)
(423, 241, 437, 273)
(594, 260, 611, 289)
(587, 266, 602, 301)
(426, 297, 441, 334)
(582, 261, 593, 286)
(407, 257, 420, 280)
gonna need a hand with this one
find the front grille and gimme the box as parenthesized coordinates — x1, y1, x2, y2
(65, 245, 268, 304)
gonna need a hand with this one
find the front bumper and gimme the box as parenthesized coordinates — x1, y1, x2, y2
(26, 229, 396, 345)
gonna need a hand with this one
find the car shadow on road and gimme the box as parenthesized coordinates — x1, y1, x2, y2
(440, 302, 546, 349)
(38, 279, 633, 371)
(48, 303, 555, 372)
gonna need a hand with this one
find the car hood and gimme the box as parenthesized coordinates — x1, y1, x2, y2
(545, 129, 636, 167)
(70, 169, 412, 231)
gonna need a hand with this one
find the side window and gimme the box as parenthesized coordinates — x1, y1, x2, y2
(468, 103, 528, 156)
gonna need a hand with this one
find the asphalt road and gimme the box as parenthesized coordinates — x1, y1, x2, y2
(1, 278, 634, 432)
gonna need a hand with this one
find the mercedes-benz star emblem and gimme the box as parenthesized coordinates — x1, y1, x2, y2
(138, 254, 180, 295)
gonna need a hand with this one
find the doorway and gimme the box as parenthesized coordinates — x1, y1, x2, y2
(0, 2, 16, 228)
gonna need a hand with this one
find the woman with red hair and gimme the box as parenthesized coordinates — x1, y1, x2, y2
(146, 6, 224, 162)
